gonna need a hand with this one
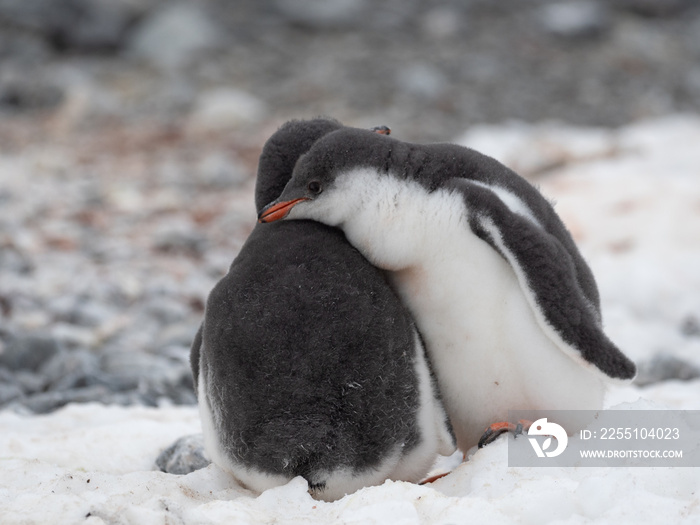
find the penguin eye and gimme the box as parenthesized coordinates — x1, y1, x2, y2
(307, 181, 322, 195)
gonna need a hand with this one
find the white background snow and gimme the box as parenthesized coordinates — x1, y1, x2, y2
(1, 116, 699, 524)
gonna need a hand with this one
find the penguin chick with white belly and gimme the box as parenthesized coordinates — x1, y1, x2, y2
(258, 128, 637, 453)
(191, 119, 455, 501)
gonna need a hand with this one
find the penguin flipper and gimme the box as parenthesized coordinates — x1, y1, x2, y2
(455, 180, 636, 381)
(190, 323, 203, 394)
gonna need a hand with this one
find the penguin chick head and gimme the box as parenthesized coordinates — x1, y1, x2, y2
(256, 153, 355, 227)
(254, 117, 344, 214)
(258, 128, 430, 270)
(258, 128, 391, 226)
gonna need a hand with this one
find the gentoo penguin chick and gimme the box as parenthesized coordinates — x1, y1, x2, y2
(259, 128, 637, 453)
(191, 119, 455, 501)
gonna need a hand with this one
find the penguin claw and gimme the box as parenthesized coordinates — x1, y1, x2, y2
(478, 420, 532, 448)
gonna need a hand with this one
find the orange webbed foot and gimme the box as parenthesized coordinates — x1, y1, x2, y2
(478, 419, 532, 448)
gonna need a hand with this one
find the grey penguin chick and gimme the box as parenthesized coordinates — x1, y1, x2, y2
(258, 128, 637, 453)
(191, 119, 455, 501)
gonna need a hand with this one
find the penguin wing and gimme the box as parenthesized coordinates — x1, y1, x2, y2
(452, 179, 636, 381)
(190, 323, 203, 394)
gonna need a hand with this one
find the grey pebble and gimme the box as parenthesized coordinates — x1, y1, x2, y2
(0, 367, 23, 404)
(156, 434, 211, 475)
(14, 370, 47, 395)
(196, 153, 249, 190)
(0, 28, 51, 64)
(101, 352, 170, 387)
(49, 296, 117, 328)
(141, 298, 191, 326)
(20, 385, 115, 414)
(273, 0, 367, 29)
(610, 0, 694, 17)
(634, 354, 700, 387)
(127, 2, 223, 70)
(0, 334, 62, 372)
(680, 315, 700, 337)
(100, 351, 196, 406)
(156, 323, 200, 350)
(39, 348, 101, 391)
(537, 1, 610, 39)
(396, 63, 449, 101)
(0, 70, 64, 112)
(49, 323, 95, 350)
(152, 228, 208, 257)
(0, 0, 137, 52)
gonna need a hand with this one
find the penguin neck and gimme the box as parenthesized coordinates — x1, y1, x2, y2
(334, 167, 465, 272)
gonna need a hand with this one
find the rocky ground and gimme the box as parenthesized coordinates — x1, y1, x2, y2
(1, 0, 699, 415)
(2, 0, 700, 139)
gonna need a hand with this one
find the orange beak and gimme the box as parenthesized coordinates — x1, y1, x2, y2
(258, 198, 309, 223)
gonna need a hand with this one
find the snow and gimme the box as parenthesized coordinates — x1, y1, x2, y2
(2, 116, 700, 524)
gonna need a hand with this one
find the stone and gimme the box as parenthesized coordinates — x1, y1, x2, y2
(396, 63, 449, 101)
(100, 351, 162, 385)
(156, 323, 199, 349)
(152, 224, 208, 256)
(48, 296, 116, 328)
(21, 385, 114, 414)
(135, 365, 196, 407)
(196, 153, 249, 189)
(49, 323, 96, 350)
(0, 334, 62, 372)
(39, 348, 101, 391)
(421, 6, 464, 39)
(0, 0, 138, 52)
(0, 366, 23, 405)
(274, 0, 367, 29)
(141, 297, 190, 325)
(634, 354, 700, 386)
(156, 434, 210, 475)
(100, 351, 196, 406)
(0, 381, 22, 405)
(128, 2, 223, 69)
(0, 70, 64, 112)
(537, 1, 610, 40)
(0, 28, 51, 64)
(681, 315, 700, 337)
(610, 0, 694, 17)
(14, 370, 47, 395)
(188, 88, 268, 132)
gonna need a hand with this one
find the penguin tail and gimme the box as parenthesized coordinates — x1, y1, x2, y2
(256, 416, 342, 486)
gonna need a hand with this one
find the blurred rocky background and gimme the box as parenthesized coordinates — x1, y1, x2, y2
(1, 0, 698, 414)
